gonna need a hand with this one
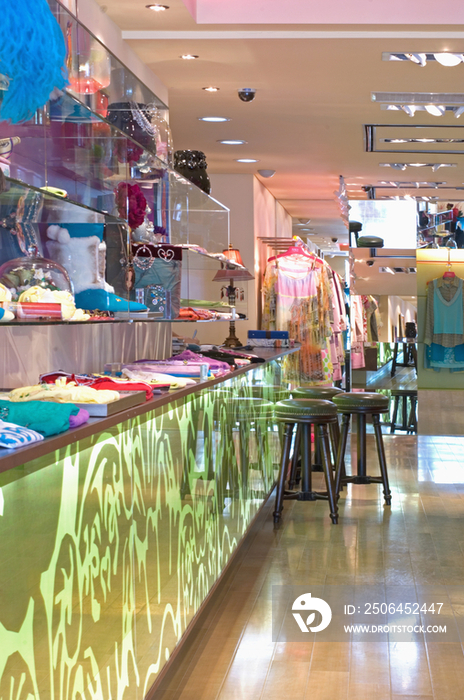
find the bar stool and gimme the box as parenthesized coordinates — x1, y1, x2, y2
(273, 399, 339, 525)
(291, 387, 343, 474)
(390, 389, 417, 434)
(333, 392, 391, 506)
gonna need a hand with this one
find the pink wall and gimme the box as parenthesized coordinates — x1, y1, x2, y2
(183, 0, 463, 24)
(181, 0, 197, 19)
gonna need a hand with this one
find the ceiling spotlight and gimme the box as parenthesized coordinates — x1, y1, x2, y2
(218, 139, 247, 145)
(203, 86, 220, 92)
(181, 54, 199, 60)
(425, 104, 446, 116)
(405, 52, 427, 66)
(298, 218, 311, 224)
(236, 158, 260, 163)
(199, 116, 230, 122)
(434, 53, 463, 67)
(146, 3, 169, 9)
(455, 106, 464, 118)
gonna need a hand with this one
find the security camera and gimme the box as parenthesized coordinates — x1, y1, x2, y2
(331, 237, 338, 243)
(366, 260, 375, 267)
(238, 88, 256, 103)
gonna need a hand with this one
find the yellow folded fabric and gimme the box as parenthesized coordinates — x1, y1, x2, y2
(8, 378, 119, 404)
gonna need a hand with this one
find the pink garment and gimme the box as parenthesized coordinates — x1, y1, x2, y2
(69, 408, 90, 428)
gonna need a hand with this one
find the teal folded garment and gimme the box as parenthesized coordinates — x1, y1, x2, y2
(0, 400, 79, 437)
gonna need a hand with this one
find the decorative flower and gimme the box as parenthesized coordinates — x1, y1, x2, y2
(115, 183, 147, 230)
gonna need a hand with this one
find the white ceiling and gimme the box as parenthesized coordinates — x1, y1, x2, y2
(98, 0, 464, 250)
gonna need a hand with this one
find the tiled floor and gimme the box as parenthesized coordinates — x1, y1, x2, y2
(154, 434, 464, 700)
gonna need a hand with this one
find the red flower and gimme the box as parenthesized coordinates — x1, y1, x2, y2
(115, 183, 147, 230)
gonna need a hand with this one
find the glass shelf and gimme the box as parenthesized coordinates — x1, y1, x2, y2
(0, 0, 236, 325)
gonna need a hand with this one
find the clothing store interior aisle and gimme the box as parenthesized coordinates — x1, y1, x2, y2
(155, 434, 464, 700)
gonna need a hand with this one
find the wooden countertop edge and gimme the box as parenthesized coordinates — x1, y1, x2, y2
(0, 347, 299, 474)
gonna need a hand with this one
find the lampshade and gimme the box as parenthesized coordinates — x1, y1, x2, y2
(212, 267, 254, 282)
(212, 244, 254, 281)
(223, 246, 245, 267)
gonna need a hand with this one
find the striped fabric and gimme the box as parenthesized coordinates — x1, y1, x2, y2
(0, 420, 44, 449)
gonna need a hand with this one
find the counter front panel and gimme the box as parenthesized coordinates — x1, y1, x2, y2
(0, 357, 286, 700)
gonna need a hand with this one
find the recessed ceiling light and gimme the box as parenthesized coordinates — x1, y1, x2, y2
(146, 4, 169, 10)
(425, 104, 446, 116)
(218, 139, 247, 145)
(434, 53, 463, 67)
(199, 116, 230, 122)
(181, 54, 199, 60)
(236, 158, 259, 163)
(203, 86, 220, 92)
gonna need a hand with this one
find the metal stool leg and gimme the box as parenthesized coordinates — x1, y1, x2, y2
(273, 422, 294, 523)
(318, 424, 338, 524)
(329, 420, 340, 469)
(288, 423, 301, 489)
(408, 397, 417, 434)
(401, 395, 408, 431)
(300, 423, 312, 495)
(390, 395, 399, 434)
(372, 414, 392, 506)
(335, 414, 350, 496)
(357, 413, 367, 479)
(313, 429, 323, 472)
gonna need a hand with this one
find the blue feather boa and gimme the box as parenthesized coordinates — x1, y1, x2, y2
(0, 0, 67, 123)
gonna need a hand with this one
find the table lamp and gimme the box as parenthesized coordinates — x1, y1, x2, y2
(212, 245, 254, 347)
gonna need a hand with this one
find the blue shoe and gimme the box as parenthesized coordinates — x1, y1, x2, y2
(75, 289, 148, 312)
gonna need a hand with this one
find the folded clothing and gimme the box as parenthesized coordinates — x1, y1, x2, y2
(89, 377, 155, 400)
(177, 307, 200, 320)
(0, 420, 44, 449)
(69, 408, 90, 428)
(180, 299, 232, 310)
(0, 400, 80, 437)
(166, 349, 231, 373)
(39, 371, 155, 400)
(9, 378, 120, 404)
(122, 368, 195, 389)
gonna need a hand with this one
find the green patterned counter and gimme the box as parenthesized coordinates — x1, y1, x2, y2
(0, 350, 296, 700)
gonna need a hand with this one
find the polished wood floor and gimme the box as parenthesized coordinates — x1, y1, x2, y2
(154, 434, 464, 700)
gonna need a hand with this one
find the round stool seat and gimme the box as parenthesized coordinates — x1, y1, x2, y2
(391, 389, 417, 397)
(357, 235, 384, 248)
(275, 398, 337, 424)
(251, 385, 290, 402)
(349, 221, 363, 233)
(292, 386, 344, 400)
(333, 392, 389, 414)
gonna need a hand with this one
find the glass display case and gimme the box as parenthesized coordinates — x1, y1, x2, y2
(0, 0, 243, 325)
